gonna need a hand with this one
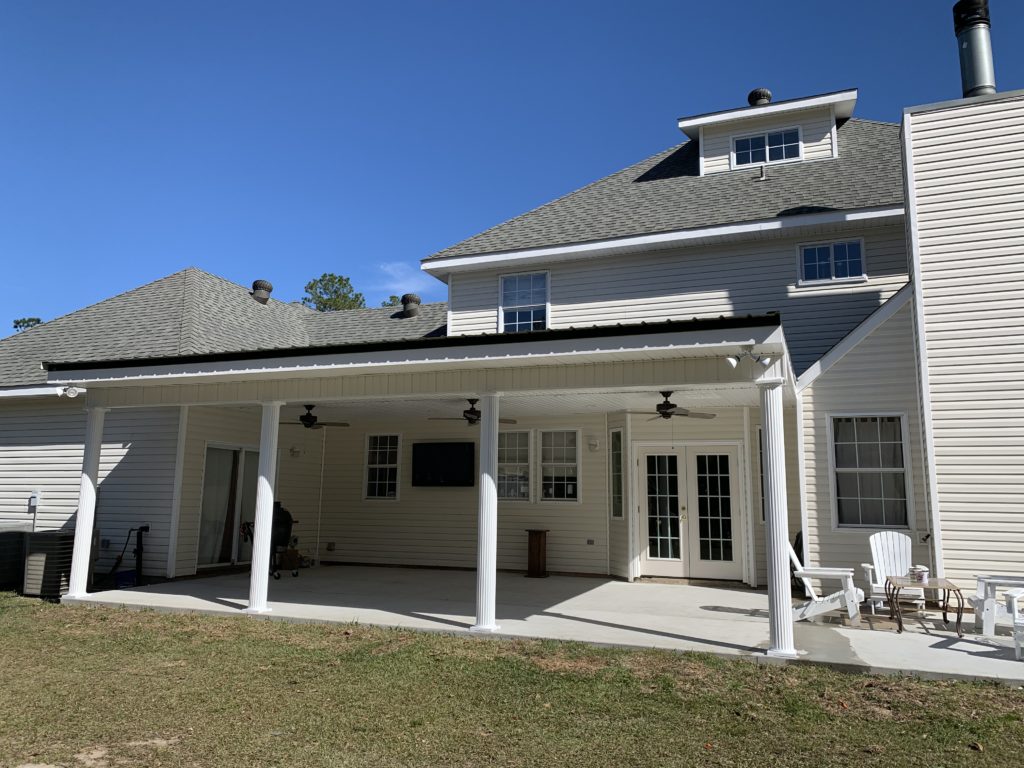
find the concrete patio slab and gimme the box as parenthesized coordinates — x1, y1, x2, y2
(63, 565, 1024, 685)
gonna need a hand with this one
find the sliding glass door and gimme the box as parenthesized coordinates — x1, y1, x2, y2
(197, 446, 259, 567)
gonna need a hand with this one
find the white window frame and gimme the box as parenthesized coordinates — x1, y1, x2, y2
(827, 413, 914, 531)
(498, 270, 550, 334)
(364, 433, 402, 501)
(538, 428, 582, 504)
(796, 238, 868, 286)
(497, 429, 533, 502)
(609, 428, 624, 519)
(729, 126, 803, 170)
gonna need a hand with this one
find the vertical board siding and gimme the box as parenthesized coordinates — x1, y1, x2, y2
(701, 107, 836, 175)
(0, 401, 180, 578)
(448, 225, 909, 375)
(908, 95, 1024, 580)
(800, 304, 929, 587)
(317, 415, 610, 574)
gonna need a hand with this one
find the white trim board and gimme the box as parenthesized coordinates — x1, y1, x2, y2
(421, 206, 905, 278)
(794, 283, 913, 393)
(677, 89, 858, 139)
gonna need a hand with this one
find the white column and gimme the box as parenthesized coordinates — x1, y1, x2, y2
(471, 393, 500, 632)
(758, 377, 797, 658)
(67, 406, 108, 598)
(246, 402, 282, 614)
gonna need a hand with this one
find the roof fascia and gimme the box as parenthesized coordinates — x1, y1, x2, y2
(422, 205, 904, 278)
(47, 324, 786, 387)
(678, 89, 858, 139)
(794, 283, 913, 392)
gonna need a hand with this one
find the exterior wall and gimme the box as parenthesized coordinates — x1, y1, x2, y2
(906, 93, 1024, 580)
(701, 106, 836, 175)
(800, 304, 929, 586)
(316, 414, 610, 575)
(0, 399, 180, 578)
(447, 224, 909, 375)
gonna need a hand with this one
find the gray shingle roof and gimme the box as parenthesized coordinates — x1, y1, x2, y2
(425, 119, 904, 261)
(0, 268, 447, 387)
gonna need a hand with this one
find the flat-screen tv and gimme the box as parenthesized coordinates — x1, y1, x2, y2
(412, 442, 475, 487)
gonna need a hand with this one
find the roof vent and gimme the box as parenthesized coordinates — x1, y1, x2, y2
(401, 293, 421, 318)
(747, 87, 772, 107)
(251, 279, 273, 305)
(953, 0, 996, 97)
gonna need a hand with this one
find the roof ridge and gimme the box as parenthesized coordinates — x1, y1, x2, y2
(423, 142, 686, 262)
(845, 116, 899, 127)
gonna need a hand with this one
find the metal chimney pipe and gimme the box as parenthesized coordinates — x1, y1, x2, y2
(953, 0, 996, 97)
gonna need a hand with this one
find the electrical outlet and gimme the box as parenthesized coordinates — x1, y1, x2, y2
(586, 538, 595, 545)
(100, 538, 111, 549)
(326, 541, 336, 552)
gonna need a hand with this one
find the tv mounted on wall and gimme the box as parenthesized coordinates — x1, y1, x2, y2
(411, 442, 476, 487)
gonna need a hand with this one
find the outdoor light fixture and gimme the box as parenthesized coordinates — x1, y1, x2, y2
(61, 386, 81, 398)
(724, 348, 774, 369)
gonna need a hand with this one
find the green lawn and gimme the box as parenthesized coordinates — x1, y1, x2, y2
(0, 592, 1021, 767)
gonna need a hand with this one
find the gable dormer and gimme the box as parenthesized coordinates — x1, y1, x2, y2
(679, 88, 858, 176)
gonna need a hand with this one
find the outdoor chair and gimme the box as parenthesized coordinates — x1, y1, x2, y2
(788, 541, 863, 626)
(1006, 588, 1024, 661)
(968, 575, 1024, 636)
(861, 531, 924, 614)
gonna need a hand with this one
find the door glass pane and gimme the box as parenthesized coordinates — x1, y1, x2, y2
(236, 450, 260, 563)
(696, 453, 733, 562)
(198, 448, 238, 566)
(646, 454, 679, 559)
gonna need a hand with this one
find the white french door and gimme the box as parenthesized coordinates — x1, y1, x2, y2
(638, 445, 743, 580)
(197, 446, 259, 567)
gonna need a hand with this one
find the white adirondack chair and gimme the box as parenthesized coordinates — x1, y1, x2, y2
(861, 531, 924, 614)
(1006, 588, 1024, 661)
(788, 544, 863, 625)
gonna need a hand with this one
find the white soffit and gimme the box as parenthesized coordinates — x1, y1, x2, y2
(677, 88, 858, 139)
(422, 205, 903, 279)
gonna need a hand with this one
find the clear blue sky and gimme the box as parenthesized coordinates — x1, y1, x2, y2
(3, 1, 1023, 327)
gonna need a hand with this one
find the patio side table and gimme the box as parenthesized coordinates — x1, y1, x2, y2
(886, 576, 965, 637)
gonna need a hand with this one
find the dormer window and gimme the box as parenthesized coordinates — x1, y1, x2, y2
(800, 240, 865, 283)
(500, 272, 548, 333)
(733, 128, 801, 167)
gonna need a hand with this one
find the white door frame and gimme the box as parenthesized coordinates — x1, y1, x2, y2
(196, 441, 262, 570)
(630, 439, 749, 581)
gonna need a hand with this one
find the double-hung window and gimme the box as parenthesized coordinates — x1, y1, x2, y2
(833, 416, 908, 528)
(800, 240, 865, 282)
(540, 430, 579, 501)
(734, 128, 800, 167)
(497, 431, 531, 500)
(366, 434, 400, 499)
(500, 272, 547, 333)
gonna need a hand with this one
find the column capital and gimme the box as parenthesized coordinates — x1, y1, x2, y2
(756, 377, 785, 390)
(261, 400, 286, 407)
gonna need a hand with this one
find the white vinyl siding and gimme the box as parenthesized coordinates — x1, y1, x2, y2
(0, 401, 180, 579)
(800, 304, 929, 586)
(906, 93, 1024, 581)
(702, 107, 836, 175)
(317, 414, 609, 574)
(448, 224, 909, 375)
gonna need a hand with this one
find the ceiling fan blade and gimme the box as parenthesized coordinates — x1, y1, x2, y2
(681, 411, 716, 419)
(647, 415, 665, 421)
(318, 421, 350, 427)
(498, 418, 518, 424)
(428, 417, 468, 421)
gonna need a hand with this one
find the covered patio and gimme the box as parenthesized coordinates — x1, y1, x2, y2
(65, 564, 1024, 685)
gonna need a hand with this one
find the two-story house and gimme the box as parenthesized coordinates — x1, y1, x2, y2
(1, 0, 1021, 658)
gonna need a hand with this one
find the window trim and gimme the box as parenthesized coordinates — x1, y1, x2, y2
(729, 125, 803, 170)
(497, 270, 551, 334)
(796, 238, 868, 286)
(497, 429, 533, 503)
(609, 428, 624, 519)
(538, 428, 582, 504)
(363, 433, 402, 501)
(827, 413, 915, 531)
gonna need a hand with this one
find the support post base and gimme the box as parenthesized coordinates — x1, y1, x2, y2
(470, 623, 500, 633)
(766, 647, 799, 659)
(244, 606, 272, 615)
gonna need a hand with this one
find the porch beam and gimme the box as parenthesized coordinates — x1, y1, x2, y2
(471, 393, 500, 632)
(67, 406, 108, 598)
(758, 377, 797, 658)
(246, 401, 283, 614)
